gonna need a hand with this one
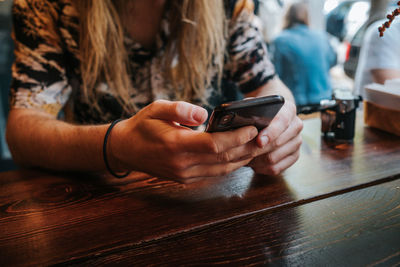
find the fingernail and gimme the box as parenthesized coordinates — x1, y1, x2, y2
(193, 108, 206, 122)
(250, 128, 258, 137)
(260, 135, 269, 147)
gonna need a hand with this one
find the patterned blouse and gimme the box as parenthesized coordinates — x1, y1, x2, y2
(10, 0, 275, 124)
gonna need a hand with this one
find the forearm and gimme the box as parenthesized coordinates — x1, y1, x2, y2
(371, 69, 400, 84)
(6, 108, 109, 172)
(244, 78, 302, 175)
(244, 76, 295, 104)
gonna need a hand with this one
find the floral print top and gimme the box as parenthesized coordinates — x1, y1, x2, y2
(10, 0, 275, 124)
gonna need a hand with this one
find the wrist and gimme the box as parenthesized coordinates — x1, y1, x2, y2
(104, 119, 131, 177)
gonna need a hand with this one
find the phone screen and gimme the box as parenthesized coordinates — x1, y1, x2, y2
(205, 95, 284, 132)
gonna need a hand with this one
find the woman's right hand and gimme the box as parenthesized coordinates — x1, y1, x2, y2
(109, 100, 259, 182)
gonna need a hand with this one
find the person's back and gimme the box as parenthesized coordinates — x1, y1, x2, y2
(272, 3, 336, 107)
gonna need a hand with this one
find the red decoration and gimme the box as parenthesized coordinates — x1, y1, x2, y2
(378, 3, 400, 37)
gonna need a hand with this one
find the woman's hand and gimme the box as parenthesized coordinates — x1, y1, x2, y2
(247, 100, 303, 175)
(109, 100, 259, 182)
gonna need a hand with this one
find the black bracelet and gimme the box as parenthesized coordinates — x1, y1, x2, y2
(103, 119, 131, 178)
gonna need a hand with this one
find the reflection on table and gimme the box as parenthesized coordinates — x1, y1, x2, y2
(0, 112, 399, 266)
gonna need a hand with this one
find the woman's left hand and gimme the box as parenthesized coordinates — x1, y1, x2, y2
(247, 100, 303, 175)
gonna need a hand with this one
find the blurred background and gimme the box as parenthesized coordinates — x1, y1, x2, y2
(258, 0, 396, 89)
(0, 0, 395, 171)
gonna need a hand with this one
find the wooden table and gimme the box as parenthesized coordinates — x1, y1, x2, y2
(0, 114, 400, 266)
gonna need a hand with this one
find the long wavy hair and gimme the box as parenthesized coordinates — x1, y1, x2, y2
(74, 0, 226, 113)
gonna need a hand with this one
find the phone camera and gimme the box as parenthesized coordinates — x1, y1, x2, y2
(219, 113, 235, 126)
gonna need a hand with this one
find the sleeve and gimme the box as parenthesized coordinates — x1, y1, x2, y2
(10, 0, 72, 117)
(364, 20, 400, 71)
(223, 0, 275, 95)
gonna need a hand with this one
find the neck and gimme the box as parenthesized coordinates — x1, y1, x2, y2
(121, 0, 167, 49)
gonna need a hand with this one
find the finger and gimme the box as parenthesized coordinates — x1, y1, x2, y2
(176, 125, 258, 154)
(267, 134, 302, 166)
(249, 150, 300, 176)
(249, 133, 302, 169)
(176, 158, 253, 181)
(185, 139, 261, 166)
(165, 138, 261, 169)
(256, 101, 296, 148)
(147, 100, 208, 126)
(229, 124, 303, 162)
(273, 116, 303, 148)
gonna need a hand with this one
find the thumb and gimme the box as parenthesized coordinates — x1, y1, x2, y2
(147, 100, 208, 126)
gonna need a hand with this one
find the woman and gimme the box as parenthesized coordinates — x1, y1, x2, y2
(6, 0, 302, 182)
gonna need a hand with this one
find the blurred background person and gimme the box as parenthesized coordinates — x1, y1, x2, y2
(354, 18, 400, 97)
(272, 2, 337, 108)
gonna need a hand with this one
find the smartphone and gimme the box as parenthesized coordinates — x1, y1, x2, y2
(205, 95, 284, 132)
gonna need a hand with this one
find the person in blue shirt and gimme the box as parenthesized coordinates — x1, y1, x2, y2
(272, 2, 337, 108)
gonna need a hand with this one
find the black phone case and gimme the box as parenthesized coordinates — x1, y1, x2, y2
(205, 95, 285, 132)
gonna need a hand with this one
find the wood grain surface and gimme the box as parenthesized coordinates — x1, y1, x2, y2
(73, 179, 400, 266)
(0, 115, 399, 266)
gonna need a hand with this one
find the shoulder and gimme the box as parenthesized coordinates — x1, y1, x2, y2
(13, 0, 64, 14)
(231, 0, 255, 19)
(226, 0, 263, 46)
(12, 0, 67, 29)
(226, 0, 256, 22)
(364, 20, 384, 43)
(364, 20, 398, 55)
(274, 30, 293, 45)
(13, 0, 77, 39)
(308, 28, 331, 44)
(379, 19, 400, 44)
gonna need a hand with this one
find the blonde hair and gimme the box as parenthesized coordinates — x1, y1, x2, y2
(75, 0, 226, 113)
